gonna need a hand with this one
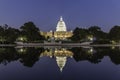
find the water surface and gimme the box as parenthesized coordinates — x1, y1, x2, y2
(0, 46, 120, 80)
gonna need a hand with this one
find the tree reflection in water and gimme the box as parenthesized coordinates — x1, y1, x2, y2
(0, 47, 44, 67)
(70, 47, 120, 65)
(17, 47, 44, 67)
(0, 46, 120, 68)
(0, 47, 19, 65)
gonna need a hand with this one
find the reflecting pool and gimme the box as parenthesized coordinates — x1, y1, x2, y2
(0, 46, 120, 80)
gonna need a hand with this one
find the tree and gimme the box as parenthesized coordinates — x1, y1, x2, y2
(20, 22, 45, 42)
(88, 26, 101, 32)
(5, 27, 20, 43)
(0, 26, 5, 43)
(88, 26, 108, 40)
(70, 27, 80, 42)
(109, 25, 120, 42)
(0, 24, 19, 43)
(70, 27, 89, 42)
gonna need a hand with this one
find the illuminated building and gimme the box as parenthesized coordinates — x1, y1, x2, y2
(40, 17, 73, 40)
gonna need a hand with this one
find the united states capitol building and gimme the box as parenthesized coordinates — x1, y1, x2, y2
(40, 16, 73, 40)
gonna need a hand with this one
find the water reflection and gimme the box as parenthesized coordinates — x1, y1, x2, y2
(41, 48, 73, 71)
(0, 46, 120, 69)
(16, 47, 44, 67)
(71, 47, 120, 65)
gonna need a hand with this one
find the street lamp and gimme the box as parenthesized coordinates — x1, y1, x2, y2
(88, 35, 93, 41)
(20, 37, 24, 41)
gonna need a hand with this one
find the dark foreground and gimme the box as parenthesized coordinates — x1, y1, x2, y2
(0, 46, 120, 80)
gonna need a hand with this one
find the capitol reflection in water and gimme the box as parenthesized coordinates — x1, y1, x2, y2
(0, 46, 120, 80)
(40, 48, 73, 72)
(0, 46, 120, 67)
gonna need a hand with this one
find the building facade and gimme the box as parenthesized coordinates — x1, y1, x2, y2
(41, 17, 73, 40)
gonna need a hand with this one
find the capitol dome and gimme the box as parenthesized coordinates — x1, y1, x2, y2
(56, 16, 67, 31)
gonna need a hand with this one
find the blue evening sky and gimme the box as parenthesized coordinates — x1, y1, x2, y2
(0, 0, 120, 32)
